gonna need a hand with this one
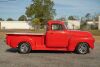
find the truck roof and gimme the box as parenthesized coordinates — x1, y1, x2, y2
(48, 20, 64, 25)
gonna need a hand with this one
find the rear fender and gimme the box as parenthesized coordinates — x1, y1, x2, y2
(11, 36, 35, 49)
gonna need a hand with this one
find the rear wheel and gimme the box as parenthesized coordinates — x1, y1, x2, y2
(18, 42, 31, 54)
(75, 42, 89, 54)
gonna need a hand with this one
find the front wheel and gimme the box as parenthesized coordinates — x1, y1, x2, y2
(75, 43, 89, 54)
(18, 42, 31, 54)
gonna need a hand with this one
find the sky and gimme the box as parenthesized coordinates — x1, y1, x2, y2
(0, 0, 100, 20)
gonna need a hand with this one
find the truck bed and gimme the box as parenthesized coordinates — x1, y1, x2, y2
(6, 33, 45, 36)
(6, 33, 45, 49)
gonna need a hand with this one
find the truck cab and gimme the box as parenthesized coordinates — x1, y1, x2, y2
(6, 20, 95, 54)
(46, 20, 69, 48)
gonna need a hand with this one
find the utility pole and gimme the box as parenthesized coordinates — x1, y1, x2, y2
(99, 16, 100, 30)
(72, 24, 75, 30)
(0, 22, 1, 31)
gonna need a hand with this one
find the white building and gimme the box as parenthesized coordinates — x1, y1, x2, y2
(0, 20, 81, 30)
(0, 21, 32, 29)
(87, 21, 98, 25)
(87, 21, 94, 25)
(86, 16, 100, 30)
(66, 20, 80, 30)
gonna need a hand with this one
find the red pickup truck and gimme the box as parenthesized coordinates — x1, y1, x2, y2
(6, 20, 95, 54)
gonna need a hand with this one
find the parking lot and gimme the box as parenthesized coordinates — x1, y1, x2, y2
(0, 33, 100, 67)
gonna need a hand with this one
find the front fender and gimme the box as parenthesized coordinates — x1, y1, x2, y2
(68, 36, 95, 51)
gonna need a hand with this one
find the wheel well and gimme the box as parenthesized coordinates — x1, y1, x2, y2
(75, 42, 89, 50)
(18, 41, 31, 49)
(17, 41, 32, 54)
(75, 42, 90, 54)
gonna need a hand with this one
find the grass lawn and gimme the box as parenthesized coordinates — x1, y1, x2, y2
(88, 30, 100, 36)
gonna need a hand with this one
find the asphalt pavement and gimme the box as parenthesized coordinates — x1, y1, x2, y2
(0, 38, 100, 67)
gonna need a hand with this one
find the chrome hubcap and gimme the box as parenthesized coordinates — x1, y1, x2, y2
(20, 43, 28, 53)
(78, 43, 87, 54)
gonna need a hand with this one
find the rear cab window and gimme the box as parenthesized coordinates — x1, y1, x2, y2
(51, 24, 63, 31)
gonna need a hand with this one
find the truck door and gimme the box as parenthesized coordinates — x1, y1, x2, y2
(46, 24, 69, 48)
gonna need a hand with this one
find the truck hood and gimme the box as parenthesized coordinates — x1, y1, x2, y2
(68, 30, 93, 37)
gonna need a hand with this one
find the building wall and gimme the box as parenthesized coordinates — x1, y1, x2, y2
(87, 21, 98, 25)
(67, 20, 80, 30)
(0, 21, 32, 29)
(87, 21, 94, 25)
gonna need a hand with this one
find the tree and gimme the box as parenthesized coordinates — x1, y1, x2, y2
(18, 15, 27, 21)
(58, 17, 66, 21)
(94, 16, 98, 21)
(0, 18, 4, 21)
(68, 16, 76, 20)
(25, 0, 56, 24)
(93, 13, 100, 21)
(7, 18, 14, 21)
(32, 18, 41, 25)
(32, 18, 41, 31)
(85, 13, 93, 21)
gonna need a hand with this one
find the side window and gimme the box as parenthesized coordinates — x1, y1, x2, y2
(52, 24, 63, 31)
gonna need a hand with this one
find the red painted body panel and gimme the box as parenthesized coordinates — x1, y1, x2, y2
(6, 20, 95, 52)
(46, 31, 69, 48)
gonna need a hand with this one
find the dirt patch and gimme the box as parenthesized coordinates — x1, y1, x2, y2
(94, 36, 100, 42)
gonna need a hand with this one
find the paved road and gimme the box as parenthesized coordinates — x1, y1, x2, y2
(0, 38, 100, 67)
